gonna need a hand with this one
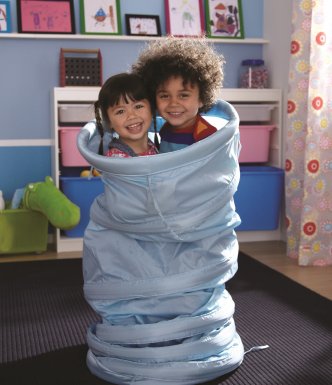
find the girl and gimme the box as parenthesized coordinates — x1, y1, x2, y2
(94, 72, 158, 157)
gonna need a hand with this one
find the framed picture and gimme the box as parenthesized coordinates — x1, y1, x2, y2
(205, 0, 244, 39)
(125, 14, 161, 37)
(0, 1, 11, 33)
(16, 0, 75, 34)
(165, 0, 204, 37)
(80, 0, 121, 35)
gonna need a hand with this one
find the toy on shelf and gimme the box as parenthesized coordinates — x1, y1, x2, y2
(60, 48, 102, 87)
(80, 167, 101, 177)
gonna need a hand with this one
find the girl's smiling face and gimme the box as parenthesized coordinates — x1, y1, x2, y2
(156, 76, 203, 130)
(107, 96, 152, 153)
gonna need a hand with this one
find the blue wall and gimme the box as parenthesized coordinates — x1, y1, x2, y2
(0, 0, 263, 200)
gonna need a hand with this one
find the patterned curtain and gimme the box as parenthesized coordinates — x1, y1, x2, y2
(285, 0, 332, 266)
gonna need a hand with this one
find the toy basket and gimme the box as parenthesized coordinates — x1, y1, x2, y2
(0, 207, 48, 254)
(60, 48, 102, 87)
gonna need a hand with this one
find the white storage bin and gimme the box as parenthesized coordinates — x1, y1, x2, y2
(58, 103, 95, 124)
(233, 104, 274, 122)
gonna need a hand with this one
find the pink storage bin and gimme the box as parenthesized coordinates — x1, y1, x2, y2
(59, 127, 89, 167)
(239, 125, 275, 163)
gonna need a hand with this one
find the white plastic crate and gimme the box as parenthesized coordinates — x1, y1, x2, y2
(234, 104, 274, 122)
(58, 103, 95, 124)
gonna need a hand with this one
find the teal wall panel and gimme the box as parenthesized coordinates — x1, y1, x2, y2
(0, 147, 51, 201)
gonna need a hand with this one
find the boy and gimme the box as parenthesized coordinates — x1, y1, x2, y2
(132, 36, 225, 152)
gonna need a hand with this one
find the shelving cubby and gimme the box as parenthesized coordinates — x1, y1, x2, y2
(52, 87, 283, 252)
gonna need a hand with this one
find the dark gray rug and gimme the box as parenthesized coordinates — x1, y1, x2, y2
(0, 253, 331, 385)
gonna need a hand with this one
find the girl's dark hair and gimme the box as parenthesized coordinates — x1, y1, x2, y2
(94, 73, 151, 155)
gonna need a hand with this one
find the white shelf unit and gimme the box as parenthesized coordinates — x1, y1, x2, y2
(221, 88, 283, 168)
(220, 89, 284, 243)
(51, 87, 100, 252)
(0, 33, 268, 44)
(52, 87, 283, 252)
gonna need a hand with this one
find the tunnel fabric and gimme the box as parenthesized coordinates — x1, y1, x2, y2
(77, 99, 244, 384)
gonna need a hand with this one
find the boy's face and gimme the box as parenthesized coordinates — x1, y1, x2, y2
(107, 95, 152, 150)
(156, 76, 203, 130)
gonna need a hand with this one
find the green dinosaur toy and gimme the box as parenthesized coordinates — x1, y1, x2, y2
(23, 176, 80, 230)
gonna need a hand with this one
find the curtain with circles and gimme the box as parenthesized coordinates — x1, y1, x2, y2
(285, 0, 332, 266)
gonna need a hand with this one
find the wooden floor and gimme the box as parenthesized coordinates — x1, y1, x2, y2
(240, 241, 332, 301)
(0, 241, 331, 301)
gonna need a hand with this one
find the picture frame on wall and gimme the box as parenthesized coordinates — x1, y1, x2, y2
(80, 0, 121, 35)
(165, 0, 204, 37)
(0, 1, 11, 33)
(205, 0, 244, 39)
(125, 14, 161, 37)
(16, 0, 75, 34)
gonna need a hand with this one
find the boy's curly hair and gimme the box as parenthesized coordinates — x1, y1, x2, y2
(132, 36, 225, 112)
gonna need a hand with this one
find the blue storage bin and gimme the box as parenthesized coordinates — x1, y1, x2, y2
(60, 177, 103, 237)
(234, 166, 284, 231)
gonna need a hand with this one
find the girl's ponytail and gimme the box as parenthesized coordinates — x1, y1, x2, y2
(94, 101, 104, 155)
